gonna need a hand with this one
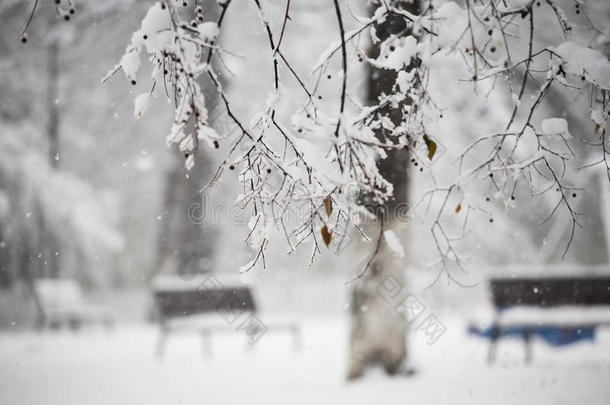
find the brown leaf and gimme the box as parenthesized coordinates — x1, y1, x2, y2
(594, 123, 600, 133)
(455, 203, 461, 213)
(423, 134, 437, 160)
(321, 225, 332, 247)
(323, 196, 333, 217)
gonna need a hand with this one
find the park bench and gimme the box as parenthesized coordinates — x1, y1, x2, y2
(152, 274, 301, 357)
(34, 278, 115, 330)
(485, 276, 610, 364)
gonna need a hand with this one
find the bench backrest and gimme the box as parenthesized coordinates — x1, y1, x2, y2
(490, 277, 610, 309)
(154, 286, 256, 318)
(34, 279, 83, 311)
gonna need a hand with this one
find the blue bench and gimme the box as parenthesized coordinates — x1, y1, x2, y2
(484, 276, 610, 364)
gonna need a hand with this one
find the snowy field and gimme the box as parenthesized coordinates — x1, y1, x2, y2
(1, 315, 609, 405)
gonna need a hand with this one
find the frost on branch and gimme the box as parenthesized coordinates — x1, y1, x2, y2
(414, 0, 610, 272)
(108, 0, 610, 278)
(133, 93, 151, 119)
(104, 1, 219, 167)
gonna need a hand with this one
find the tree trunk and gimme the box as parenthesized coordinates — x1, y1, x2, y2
(41, 39, 61, 279)
(152, 0, 219, 279)
(47, 40, 60, 169)
(347, 0, 418, 380)
(153, 150, 215, 277)
(600, 170, 610, 262)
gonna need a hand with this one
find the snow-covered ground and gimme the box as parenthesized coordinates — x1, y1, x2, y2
(1, 315, 609, 405)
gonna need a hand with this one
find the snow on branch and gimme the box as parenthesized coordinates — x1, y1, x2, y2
(93, 0, 609, 277)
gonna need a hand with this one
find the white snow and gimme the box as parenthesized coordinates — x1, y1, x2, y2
(197, 125, 221, 148)
(197, 22, 219, 43)
(432, 2, 468, 50)
(552, 41, 610, 90)
(541, 118, 570, 138)
(0, 315, 608, 405)
(497, 306, 610, 327)
(499, 0, 532, 12)
(133, 93, 151, 119)
(119, 50, 140, 81)
(384, 229, 405, 258)
(371, 36, 418, 70)
(136, 2, 172, 53)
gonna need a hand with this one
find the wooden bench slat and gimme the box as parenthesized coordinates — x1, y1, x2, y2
(490, 277, 610, 309)
(155, 287, 256, 318)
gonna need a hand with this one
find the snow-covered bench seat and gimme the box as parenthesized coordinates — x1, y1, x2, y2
(34, 278, 116, 330)
(485, 276, 610, 364)
(151, 274, 301, 357)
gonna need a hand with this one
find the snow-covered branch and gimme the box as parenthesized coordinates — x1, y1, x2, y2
(22, 0, 607, 276)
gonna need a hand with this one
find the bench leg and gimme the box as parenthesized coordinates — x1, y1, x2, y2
(156, 325, 169, 358)
(487, 324, 501, 365)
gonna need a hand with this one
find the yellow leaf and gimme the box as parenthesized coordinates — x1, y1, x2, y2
(321, 225, 332, 247)
(423, 134, 437, 160)
(323, 196, 333, 217)
(455, 203, 461, 213)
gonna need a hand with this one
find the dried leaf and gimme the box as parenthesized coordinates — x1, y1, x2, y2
(455, 203, 461, 213)
(423, 134, 437, 160)
(594, 123, 600, 133)
(321, 225, 332, 247)
(323, 196, 333, 217)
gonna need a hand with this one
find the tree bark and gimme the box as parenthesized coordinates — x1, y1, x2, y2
(347, 0, 418, 380)
(600, 171, 610, 262)
(153, 150, 215, 277)
(47, 40, 60, 169)
(152, 0, 219, 279)
(41, 39, 61, 279)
